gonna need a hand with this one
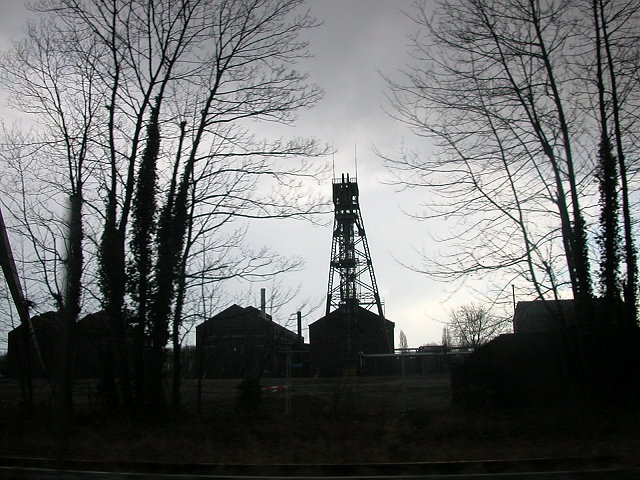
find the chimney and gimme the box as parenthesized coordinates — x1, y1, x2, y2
(297, 311, 302, 345)
(260, 288, 266, 319)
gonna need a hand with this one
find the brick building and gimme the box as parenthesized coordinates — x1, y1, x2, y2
(195, 304, 301, 379)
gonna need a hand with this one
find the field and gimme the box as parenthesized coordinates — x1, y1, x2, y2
(1, 373, 640, 468)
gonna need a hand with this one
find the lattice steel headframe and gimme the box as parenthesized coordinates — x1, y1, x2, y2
(326, 173, 384, 317)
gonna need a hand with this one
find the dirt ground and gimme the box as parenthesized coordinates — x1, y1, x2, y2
(1, 373, 640, 466)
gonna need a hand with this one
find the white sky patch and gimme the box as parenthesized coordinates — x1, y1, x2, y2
(0, 1, 27, 50)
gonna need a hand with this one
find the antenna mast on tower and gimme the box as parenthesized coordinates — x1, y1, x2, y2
(326, 173, 384, 318)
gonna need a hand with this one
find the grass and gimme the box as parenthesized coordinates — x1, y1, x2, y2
(1, 374, 639, 467)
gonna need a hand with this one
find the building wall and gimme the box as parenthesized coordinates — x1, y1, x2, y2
(309, 306, 394, 376)
(196, 305, 300, 379)
(7, 312, 59, 378)
(7, 311, 110, 379)
(513, 300, 578, 334)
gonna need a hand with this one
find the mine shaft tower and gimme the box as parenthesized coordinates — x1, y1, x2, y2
(326, 173, 384, 318)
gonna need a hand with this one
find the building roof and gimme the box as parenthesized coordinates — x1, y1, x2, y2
(310, 304, 394, 327)
(513, 297, 620, 333)
(197, 303, 298, 339)
(514, 299, 575, 318)
(513, 299, 578, 333)
(207, 303, 271, 322)
(8, 311, 58, 335)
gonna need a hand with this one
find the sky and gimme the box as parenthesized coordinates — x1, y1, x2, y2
(243, 0, 465, 347)
(0, 0, 508, 349)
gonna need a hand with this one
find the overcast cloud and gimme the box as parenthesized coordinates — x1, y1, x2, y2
(247, 0, 464, 347)
(0, 0, 500, 349)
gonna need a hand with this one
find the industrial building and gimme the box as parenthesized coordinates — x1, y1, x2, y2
(7, 311, 57, 378)
(512, 299, 577, 333)
(513, 298, 619, 333)
(196, 301, 302, 379)
(7, 310, 110, 378)
(310, 305, 394, 376)
(309, 173, 394, 376)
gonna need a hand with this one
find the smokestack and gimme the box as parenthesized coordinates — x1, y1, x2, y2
(260, 288, 266, 319)
(297, 311, 302, 345)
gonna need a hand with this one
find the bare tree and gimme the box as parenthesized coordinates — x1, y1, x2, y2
(385, 0, 640, 322)
(581, 0, 640, 325)
(447, 303, 506, 348)
(1, 0, 327, 411)
(0, 14, 107, 429)
(144, 0, 326, 404)
(169, 216, 305, 409)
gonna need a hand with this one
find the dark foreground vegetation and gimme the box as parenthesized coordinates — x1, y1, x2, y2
(453, 328, 640, 410)
(1, 374, 639, 468)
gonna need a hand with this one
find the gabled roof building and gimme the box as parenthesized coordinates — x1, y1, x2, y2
(195, 304, 301, 379)
(513, 300, 577, 334)
(513, 298, 615, 334)
(7, 310, 111, 378)
(309, 305, 394, 376)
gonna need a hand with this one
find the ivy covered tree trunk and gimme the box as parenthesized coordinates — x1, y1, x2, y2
(172, 170, 196, 412)
(171, 263, 187, 411)
(596, 138, 622, 322)
(595, 0, 639, 327)
(592, 0, 623, 327)
(99, 204, 131, 409)
(146, 168, 190, 409)
(129, 100, 161, 406)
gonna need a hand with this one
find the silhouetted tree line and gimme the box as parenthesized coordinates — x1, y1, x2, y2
(388, 0, 640, 327)
(388, 0, 640, 402)
(0, 0, 326, 416)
